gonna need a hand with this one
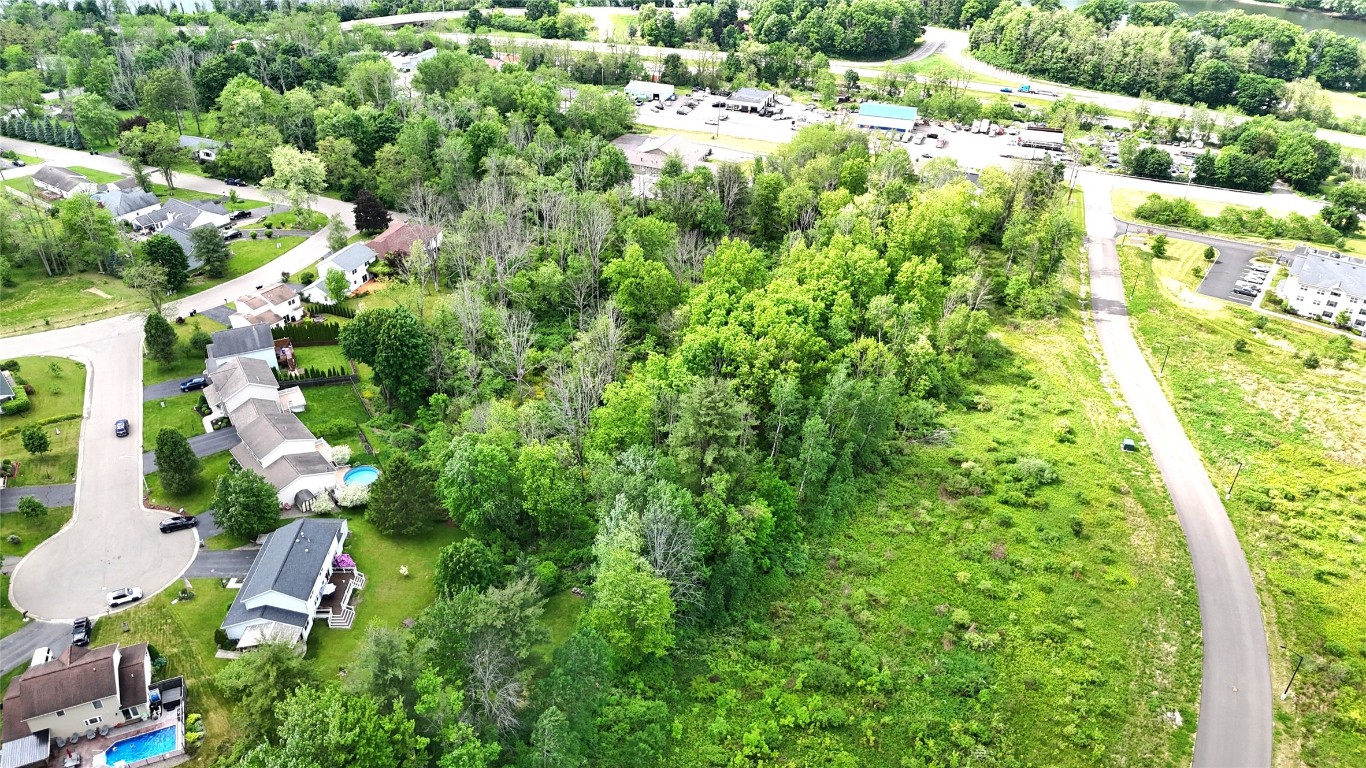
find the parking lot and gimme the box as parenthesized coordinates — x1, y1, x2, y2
(1120, 225, 1279, 306)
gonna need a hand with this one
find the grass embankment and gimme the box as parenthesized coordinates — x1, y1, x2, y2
(668, 225, 1201, 765)
(143, 316, 224, 384)
(0, 357, 86, 487)
(88, 578, 238, 765)
(1120, 245, 1366, 766)
(146, 450, 233, 516)
(0, 263, 145, 337)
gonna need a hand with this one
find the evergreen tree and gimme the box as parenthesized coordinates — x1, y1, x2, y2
(144, 312, 179, 365)
(353, 189, 390, 234)
(155, 427, 201, 495)
(365, 453, 440, 536)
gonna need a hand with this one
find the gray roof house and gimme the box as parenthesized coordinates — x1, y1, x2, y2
(219, 518, 365, 648)
(92, 187, 160, 220)
(206, 323, 276, 371)
(302, 242, 379, 304)
(179, 134, 224, 161)
(0, 370, 15, 404)
(726, 87, 775, 111)
(31, 166, 94, 198)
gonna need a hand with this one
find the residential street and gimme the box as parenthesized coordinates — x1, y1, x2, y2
(1081, 171, 1273, 767)
(2, 315, 199, 621)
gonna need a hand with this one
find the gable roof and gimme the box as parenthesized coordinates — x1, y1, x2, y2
(230, 441, 333, 490)
(237, 411, 315, 460)
(261, 283, 298, 306)
(33, 165, 89, 193)
(366, 221, 439, 257)
(117, 642, 150, 709)
(228, 518, 346, 612)
(208, 323, 274, 361)
(93, 188, 159, 217)
(2, 643, 118, 731)
(161, 198, 229, 227)
(226, 397, 280, 428)
(179, 135, 223, 149)
(209, 355, 277, 403)
(161, 224, 198, 265)
(1291, 254, 1366, 296)
(324, 242, 378, 271)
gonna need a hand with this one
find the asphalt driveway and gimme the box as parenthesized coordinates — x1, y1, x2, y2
(144, 378, 193, 401)
(0, 619, 72, 676)
(0, 483, 75, 512)
(142, 427, 239, 475)
(185, 548, 258, 578)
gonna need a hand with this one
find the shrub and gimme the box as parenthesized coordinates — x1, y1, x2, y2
(1, 387, 31, 414)
(317, 418, 355, 440)
(1233, 338, 1249, 353)
(17, 496, 46, 518)
(1252, 315, 1267, 330)
(1191, 266, 1204, 278)
(533, 560, 560, 592)
(1010, 456, 1058, 490)
(336, 483, 370, 507)
(6, 534, 19, 546)
(1069, 515, 1084, 538)
(1203, 246, 1215, 261)
(1053, 419, 1075, 443)
(1303, 353, 1320, 369)
(214, 627, 232, 650)
(330, 444, 352, 465)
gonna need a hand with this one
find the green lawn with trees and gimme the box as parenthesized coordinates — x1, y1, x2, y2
(0, 357, 86, 487)
(141, 394, 206, 452)
(1120, 244, 1366, 766)
(143, 315, 222, 384)
(146, 449, 232, 516)
(1, 504, 73, 558)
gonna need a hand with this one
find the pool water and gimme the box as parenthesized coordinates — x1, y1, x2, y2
(102, 725, 177, 765)
(343, 465, 380, 485)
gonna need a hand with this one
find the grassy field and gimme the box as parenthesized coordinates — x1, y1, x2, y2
(292, 345, 350, 372)
(3, 175, 36, 196)
(0, 575, 22, 640)
(1119, 233, 1218, 297)
(0, 263, 146, 337)
(142, 392, 206, 452)
(67, 165, 124, 184)
(144, 316, 223, 383)
(173, 235, 307, 298)
(88, 578, 238, 764)
(146, 450, 233, 515)
(0, 505, 73, 557)
(304, 515, 464, 676)
(1119, 245, 1366, 766)
(668, 219, 1202, 766)
(243, 209, 327, 231)
(607, 11, 635, 41)
(0, 357, 87, 487)
(295, 383, 371, 461)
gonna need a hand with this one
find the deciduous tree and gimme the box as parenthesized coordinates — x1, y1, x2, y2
(20, 424, 49, 456)
(354, 188, 391, 234)
(211, 469, 281, 540)
(189, 224, 230, 278)
(143, 233, 188, 293)
(261, 145, 327, 226)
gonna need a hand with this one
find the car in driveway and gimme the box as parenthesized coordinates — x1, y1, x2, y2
(229, 210, 251, 220)
(106, 587, 143, 608)
(114, 418, 130, 438)
(72, 617, 91, 646)
(159, 515, 198, 533)
(179, 376, 208, 392)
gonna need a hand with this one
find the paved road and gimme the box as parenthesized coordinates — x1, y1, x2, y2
(1081, 172, 1272, 767)
(3, 316, 199, 621)
(185, 548, 258, 579)
(0, 620, 71, 676)
(142, 427, 239, 475)
(0, 483, 76, 512)
(144, 378, 192, 402)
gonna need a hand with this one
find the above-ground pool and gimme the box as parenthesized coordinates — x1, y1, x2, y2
(343, 465, 381, 486)
(100, 725, 178, 766)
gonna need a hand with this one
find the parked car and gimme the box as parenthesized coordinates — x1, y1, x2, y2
(106, 587, 143, 608)
(10, 159, 24, 167)
(1013, 102, 1027, 109)
(704, 119, 719, 126)
(114, 418, 129, 438)
(72, 617, 91, 647)
(223, 230, 243, 241)
(159, 515, 198, 533)
(229, 210, 251, 220)
(179, 376, 208, 392)
(1233, 287, 1258, 298)
(223, 177, 246, 187)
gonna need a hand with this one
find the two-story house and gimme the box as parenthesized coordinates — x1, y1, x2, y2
(1, 643, 185, 768)
(219, 518, 365, 649)
(206, 323, 276, 372)
(301, 243, 378, 305)
(202, 355, 305, 420)
(228, 408, 336, 508)
(230, 283, 303, 328)
(1277, 254, 1366, 334)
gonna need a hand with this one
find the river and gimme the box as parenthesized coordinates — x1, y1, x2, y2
(1060, 0, 1366, 40)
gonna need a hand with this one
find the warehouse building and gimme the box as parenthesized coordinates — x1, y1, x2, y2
(625, 79, 675, 102)
(853, 102, 919, 133)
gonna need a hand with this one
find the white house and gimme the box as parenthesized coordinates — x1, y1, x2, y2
(91, 187, 161, 222)
(32, 166, 95, 198)
(203, 355, 305, 418)
(1277, 253, 1366, 333)
(301, 243, 378, 304)
(1, 643, 185, 768)
(206, 323, 276, 372)
(230, 283, 302, 328)
(132, 198, 231, 233)
(219, 518, 366, 649)
(179, 135, 223, 162)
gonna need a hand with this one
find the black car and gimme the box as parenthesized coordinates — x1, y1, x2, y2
(114, 419, 130, 438)
(179, 376, 208, 392)
(72, 617, 91, 646)
(223, 177, 246, 187)
(229, 210, 251, 220)
(159, 515, 198, 533)
(10, 159, 24, 167)
(223, 230, 243, 241)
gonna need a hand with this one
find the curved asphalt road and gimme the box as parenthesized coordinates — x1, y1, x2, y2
(1081, 172, 1272, 767)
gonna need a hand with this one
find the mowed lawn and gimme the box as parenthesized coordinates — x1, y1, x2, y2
(143, 316, 223, 384)
(145, 449, 233, 515)
(304, 515, 464, 676)
(174, 235, 307, 298)
(1120, 234, 1217, 294)
(1120, 245, 1366, 764)
(0, 357, 87, 487)
(0, 263, 146, 337)
(0, 505, 73, 557)
(292, 345, 350, 373)
(142, 392, 207, 452)
(88, 578, 238, 764)
(67, 165, 123, 184)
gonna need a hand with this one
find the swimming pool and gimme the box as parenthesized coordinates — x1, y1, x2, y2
(100, 725, 178, 766)
(343, 465, 381, 486)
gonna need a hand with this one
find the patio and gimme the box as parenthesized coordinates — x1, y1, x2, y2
(45, 711, 184, 768)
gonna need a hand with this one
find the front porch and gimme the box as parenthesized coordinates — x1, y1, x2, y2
(316, 566, 366, 630)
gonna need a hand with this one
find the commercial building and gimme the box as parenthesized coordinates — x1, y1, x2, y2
(726, 87, 775, 113)
(625, 79, 675, 102)
(1019, 125, 1066, 152)
(1277, 252, 1366, 332)
(853, 102, 919, 133)
(611, 133, 712, 175)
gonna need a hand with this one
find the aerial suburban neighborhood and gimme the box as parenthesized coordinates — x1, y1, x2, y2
(2, 2, 1365, 768)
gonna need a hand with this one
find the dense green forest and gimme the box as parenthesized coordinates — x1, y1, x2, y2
(970, 2, 1366, 133)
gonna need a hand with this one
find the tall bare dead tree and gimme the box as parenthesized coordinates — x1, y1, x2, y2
(640, 498, 703, 611)
(574, 198, 612, 305)
(461, 632, 525, 735)
(495, 306, 535, 397)
(458, 170, 531, 305)
(666, 229, 713, 285)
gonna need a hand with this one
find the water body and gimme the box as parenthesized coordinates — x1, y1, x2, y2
(1060, 0, 1366, 40)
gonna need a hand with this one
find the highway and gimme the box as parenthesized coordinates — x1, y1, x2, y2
(1080, 171, 1273, 767)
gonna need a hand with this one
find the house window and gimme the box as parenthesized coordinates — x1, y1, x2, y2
(56, 709, 65, 717)
(1327, 301, 1338, 308)
(122, 707, 139, 719)
(93, 700, 102, 709)
(85, 716, 102, 726)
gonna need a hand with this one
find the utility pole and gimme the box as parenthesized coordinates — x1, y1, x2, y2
(1159, 344, 1170, 376)
(1282, 648, 1304, 700)
(1225, 460, 1244, 500)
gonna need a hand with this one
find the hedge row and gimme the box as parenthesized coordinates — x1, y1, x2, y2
(273, 322, 341, 343)
(306, 302, 356, 319)
(0, 411, 81, 438)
